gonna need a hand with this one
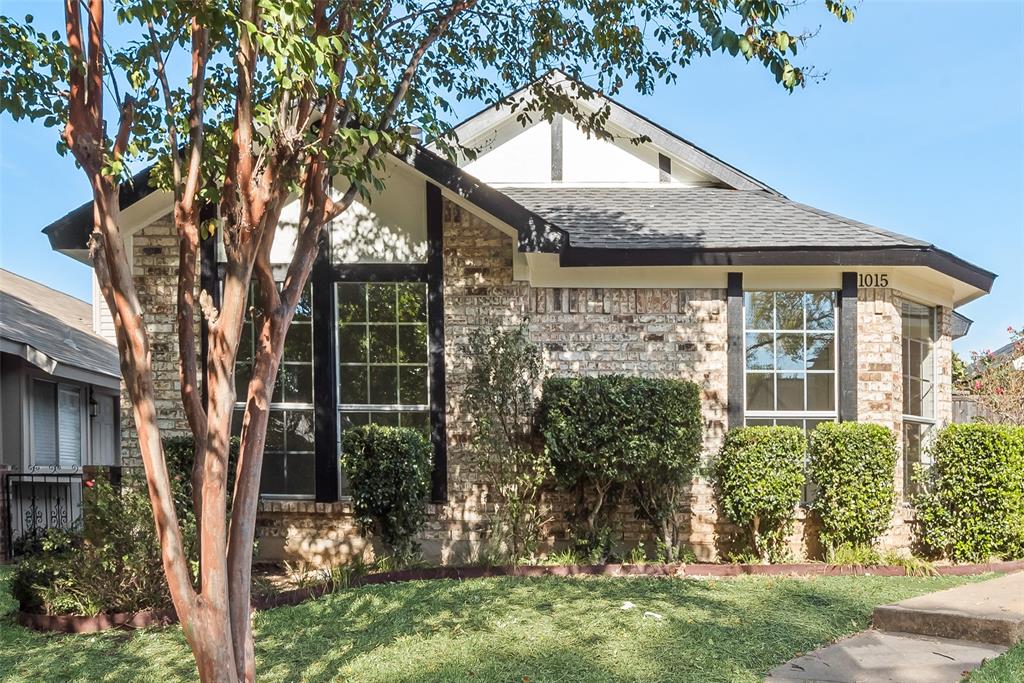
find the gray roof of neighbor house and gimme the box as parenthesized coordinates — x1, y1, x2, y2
(0, 269, 120, 381)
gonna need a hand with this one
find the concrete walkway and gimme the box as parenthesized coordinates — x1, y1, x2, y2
(767, 572, 1023, 683)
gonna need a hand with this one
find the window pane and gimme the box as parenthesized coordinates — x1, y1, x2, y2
(807, 373, 835, 412)
(776, 333, 804, 371)
(745, 419, 773, 427)
(400, 411, 431, 436)
(776, 418, 803, 429)
(284, 455, 316, 497)
(340, 412, 370, 430)
(238, 322, 253, 361)
(368, 326, 398, 364)
(746, 373, 774, 411)
(369, 366, 398, 404)
(339, 324, 367, 363)
(280, 364, 313, 404)
(919, 381, 934, 420)
(744, 291, 774, 330)
(805, 293, 835, 331)
(400, 366, 428, 405)
(777, 373, 805, 411)
(283, 323, 311, 362)
(398, 324, 428, 364)
(235, 362, 252, 400)
(369, 412, 400, 427)
(368, 284, 396, 322)
(906, 379, 922, 417)
(294, 285, 312, 322)
(903, 421, 932, 497)
(806, 334, 835, 371)
(745, 333, 773, 370)
(57, 387, 82, 468)
(267, 410, 285, 451)
(339, 365, 368, 404)
(285, 410, 315, 452)
(337, 283, 366, 323)
(32, 381, 57, 467)
(775, 292, 805, 330)
(397, 283, 427, 322)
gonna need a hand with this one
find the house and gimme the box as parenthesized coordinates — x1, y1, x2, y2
(0, 269, 120, 559)
(40, 74, 995, 564)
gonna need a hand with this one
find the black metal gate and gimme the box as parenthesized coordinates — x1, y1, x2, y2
(3, 471, 83, 559)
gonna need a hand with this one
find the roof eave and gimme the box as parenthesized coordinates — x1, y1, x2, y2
(557, 245, 996, 294)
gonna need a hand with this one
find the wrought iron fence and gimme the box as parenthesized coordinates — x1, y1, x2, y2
(4, 470, 83, 559)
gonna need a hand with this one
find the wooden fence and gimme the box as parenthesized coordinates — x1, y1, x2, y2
(952, 395, 1007, 424)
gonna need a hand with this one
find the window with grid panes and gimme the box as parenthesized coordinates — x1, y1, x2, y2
(336, 282, 430, 439)
(232, 282, 315, 498)
(743, 291, 838, 502)
(901, 301, 936, 497)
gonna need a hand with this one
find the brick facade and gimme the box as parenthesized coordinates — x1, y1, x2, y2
(121, 201, 953, 566)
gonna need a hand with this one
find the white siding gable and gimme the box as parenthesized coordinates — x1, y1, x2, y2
(460, 111, 714, 186)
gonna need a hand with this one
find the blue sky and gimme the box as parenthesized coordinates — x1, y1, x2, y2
(1, 1, 1021, 354)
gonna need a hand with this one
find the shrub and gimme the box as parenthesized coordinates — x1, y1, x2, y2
(11, 479, 172, 615)
(540, 375, 703, 560)
(714, 426, 807, 562)
(462, 324, 552, 563)
(340, 424, 432, 562)
(808, 422, 898, 553)
(915, 423, 1024, 562)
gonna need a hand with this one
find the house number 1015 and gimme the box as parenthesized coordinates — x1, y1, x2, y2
(858, 273, 889, 288)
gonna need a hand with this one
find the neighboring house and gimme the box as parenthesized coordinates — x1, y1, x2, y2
(40, 74, 994, 564)
(0, 269, 120, 558)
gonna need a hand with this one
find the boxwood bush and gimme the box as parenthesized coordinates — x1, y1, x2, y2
(340, 424, 432, 563)
(915, 423, 1024, 562)
(714, 426, 807, 562)
(539, 375, 702, 560)
(807, 422, 898, 554)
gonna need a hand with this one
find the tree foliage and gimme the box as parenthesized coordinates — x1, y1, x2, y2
(0, 1, 856, 679)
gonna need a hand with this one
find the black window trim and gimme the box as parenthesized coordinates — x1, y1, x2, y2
(203, 180, 448, 504)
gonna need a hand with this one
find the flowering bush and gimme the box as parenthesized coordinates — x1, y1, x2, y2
(967, 326, 1024, 425)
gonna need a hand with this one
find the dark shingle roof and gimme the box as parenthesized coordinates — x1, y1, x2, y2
(0, 269, 120, 380)
(499, 186, 931, 251)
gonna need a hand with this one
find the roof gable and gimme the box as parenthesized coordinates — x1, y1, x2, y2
(443, 71, 780, 193)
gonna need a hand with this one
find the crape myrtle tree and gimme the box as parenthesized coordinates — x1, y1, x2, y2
(0, 0, 855, 679)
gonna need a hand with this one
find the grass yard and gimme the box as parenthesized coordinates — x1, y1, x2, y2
(966, 641, 1024, 682)
(0, 565, 1014, 683)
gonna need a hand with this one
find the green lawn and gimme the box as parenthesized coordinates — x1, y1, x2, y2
(0, 565, 1009, 682)
(966, 641, 1024, 682)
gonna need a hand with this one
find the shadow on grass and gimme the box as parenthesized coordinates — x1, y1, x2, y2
(0, 567, 978, 683)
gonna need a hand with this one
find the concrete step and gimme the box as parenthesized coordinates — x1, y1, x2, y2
(765, 630, 1007, 683)
(872, 572, 1024, 646)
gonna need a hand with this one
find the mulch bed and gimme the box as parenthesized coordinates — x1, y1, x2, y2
(17, 558, 1024, 634)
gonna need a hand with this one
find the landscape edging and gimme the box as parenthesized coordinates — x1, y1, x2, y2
(16, 558, 1024, 633)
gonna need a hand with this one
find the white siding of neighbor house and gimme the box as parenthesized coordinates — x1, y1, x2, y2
(92, 273, 117, 344)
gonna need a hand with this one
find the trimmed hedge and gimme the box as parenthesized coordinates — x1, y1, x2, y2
(539, 375, 702, 558)
(915, 423, 1024, 563)
(714, 426, 807, 562)
(340, 424, 432, 561)
(807, 422, 898, 553)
